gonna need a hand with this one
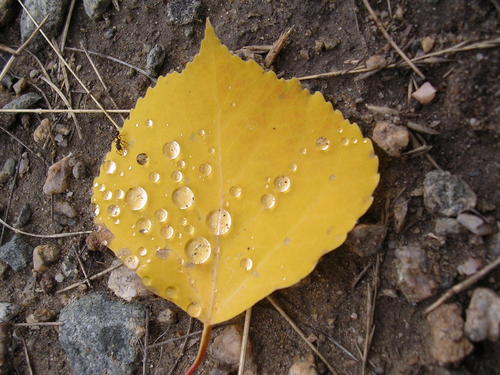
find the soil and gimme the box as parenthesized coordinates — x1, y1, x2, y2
(1, 0, 499, 374)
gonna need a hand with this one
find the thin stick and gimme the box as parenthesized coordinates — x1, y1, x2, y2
(265, 26, 294, 67)
(184, 323, 211, 375)
(0, 44, 17, 54)
(361, 0, 425, 79)
(21, 337, 33, 375)
(0, 216, 91, 239)
(352, 263, 372, 289)
(148, 330, 202, 349)
(56, 263, 123, 294)
(73, 247, 91, 288)
(0, 108, 130, 114)
(238, 308, 252, 375)
(362, 255, 380, 375)
(17, 0, 121, 132)
(14, 322, 63, 327)
(143, 309, 150, 375)
(267, 296, 338, 375)
(0, 125, 46, 165)
(0, 16, 48, 82)
(0, 155, 19, 245)
(424, 255, 500, 315)
(60, 0, 76, 52)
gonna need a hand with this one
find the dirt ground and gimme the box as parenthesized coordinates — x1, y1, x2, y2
(1, 0, 499, 374)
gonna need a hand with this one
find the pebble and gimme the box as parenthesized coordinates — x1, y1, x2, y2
(344, 223, 386, 257)
(107, 262, 151, 301)
(61, 253, 78, 278)
(26, 308, 56, 324)
(19, 276, 36, 306)
(43, 156, 73, 195)
(288, 353, 317, 375)
(0, 0, 15, 27)
(54, 123, 70, 135)
(434, 218, 464, 236)
(33, 118, 51, 143)
(0, 158, 16, 185)
(210, 325, 251, 369)
(103, 27, 116, 39)
(85, 228, 113, 251)
(18, 152, 30, 178)
(157, 308, 177, 325)
(412, 82, 436, 105)
(0, 235, 32, 272)
(54, 201, 77, 218)
(395, 244, 437, 303)
(146, 44, 166, 78)
(427, 304, 473, 364)
(83, 0, 111, 19)
(0, 303, 19, 323)
(59, 293, 145, 375)
(372, 121, 409, 157)
(423, 170, 477, 217)
(421, 36, 435, 53)
(457, 257, 483, 276)
(166, 0, 201, 25)
(20, 0, 69, 51)
(465, 288, 500, 342)
(39, 273, 56, 293)
(13, 78, 28, 96)
(54, 133, 68, 147)
(365, 55, 386, 70)
(393, 197, 408, 233)
(32, 243, 60, 272)
(457, 213, 494, 236)
(72, 161, 86, 179)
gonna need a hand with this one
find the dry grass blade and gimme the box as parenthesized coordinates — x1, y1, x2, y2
(0, 108, 130, 114)
(265, 26, 294, 67)
(14, 322, 63, 327)
(60, 0, 76, 51)
(56, 263, 123, 294)
(238, 307, 252, 375)
(267, 296, 339, 375)
(424, 255, 500, 315)
(0, 44, 17, 54)
(0, 216, 91, 239)
(0, 154, 19, 245)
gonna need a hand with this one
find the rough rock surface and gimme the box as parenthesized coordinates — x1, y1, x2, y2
(59, 293, 145, 375)
(0, 302, 19, 322)
(344, 223, 386, 257)
(83, 0, 111, 19)
(107, 263, 151, 301)
(0, 235, 32, 271)
(465, 288, 500, 342)
(146, 44, 166, 77)
(166, 0, 201, 25)
(42, 156, 72, 195)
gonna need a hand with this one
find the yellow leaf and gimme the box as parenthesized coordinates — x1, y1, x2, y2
(92, 21, 379, 326)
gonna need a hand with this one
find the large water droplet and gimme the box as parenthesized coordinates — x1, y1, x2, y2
(340, 138, 349, 146)
(138, 247, 148, 256)
(160, 225, 174, 239)
(199, 163, 212, 176)
(149, 172, 160, 183)
(146, 119, 153, 127)
(155, 208, 168, 222)
(103, 190, 112, 200)
(156, 248, 170, 259)
(136, 218, 152, 234)
(172, 186, 194, 210)
(124, 255, 139, 270)
(274, 176, 291, 193)
(207, 209, 232, 235)
(316, 136, 330, 150)
(187, 302, 202, 317)
(229, 185, 242, 198)
(165, 286, 177, 298)
(108, 204, 120, 217)
(185, 237, 211, 264)
(103, 160, 117, 174)
(261, 194, 276, 209)
(171, 170, 183, 182)
(240, 257, 253, 271)
(126, 187, 148, 210)
(163, 141, 180, 159)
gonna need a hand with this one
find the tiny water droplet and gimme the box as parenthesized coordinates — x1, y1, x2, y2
(156, 248, 170, 259)
(185, 224, 195, 235)
(261, 194, 276, 209)
(187, 302, 202, 317)
(207, 209, 232, 235)
(103, 160, 117, 174)
(124, 255, 139, 270)
(231, 102, 236, 108)
(316, 136, 330, 150)
(362, 138, 369, 144)
(208, 147, 215, 155)
(369, 151, 376, 159)
(113, 218, 120, 224)
(138, 247, 148, 256)
(289, 163, 298, 172)
(229, 185, 242, 198)
(98, 184, 106, 192)
(199, 163, 212, 176)
(185, 237, 211, 264)
(115, 189, 125, 199)
(146, 119, 153, 127)
(329, 174, 337, 181)
(154, 208, 168, 222)
(119, 171, 125, 177)
(198, 129, 206, 137)
(149, 172, 160, 183)
(240, 257, 253, 271)
(340, 138, 349, 146)
(352, 138, 358, 144)
(103, 190, 112, 200)
(274, 176, 291, 193)
(160, 225, 174, 239)
(177, 160, 186, 169)
(171, 170, 183, 182)
(163, 141, 180, 159)
(300, 147, 307, 155)
(126, 187, 148, 210)
(165, 286, 177, 298)
(142, 277, 152, 286)
(94, 204, 100, 216)
(136, 218, 152, 234)
(337, 128, 344, 134)
(172, 186, 194, 210)
(108, 204, 120, 217)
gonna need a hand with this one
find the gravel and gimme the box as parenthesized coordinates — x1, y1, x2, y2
(465, 288, 500, 342)
(0, 235, 32, 272)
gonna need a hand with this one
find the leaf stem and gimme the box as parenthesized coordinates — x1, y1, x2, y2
(184, 324, 212, 375)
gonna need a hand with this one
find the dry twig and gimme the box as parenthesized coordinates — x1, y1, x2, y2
(362, 255, 380, 375)
(0, 216, 91, 239)
(0, 108, 129, 114)
(265, 26, 294, 67)
(0, 154, 20, 245)
(168, 317, 193, 375)
(238, 307, 252, 375)
(60, 0, 76, 52)
(56, 262, 123, 294)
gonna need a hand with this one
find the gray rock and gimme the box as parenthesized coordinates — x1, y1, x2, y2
(465, 288, 500, 342)
(0, 0, 15, 27)
(166, 0, 201, 25)
(0, 235, 32, 271)
(83, 0, 110, 19)
(434, 218, 464, 236)
(108, 262, 151, 302)
(395, 244, 437, 303)
(59, 293, 145, 375)
(146, 44, 165, 78)
(1, 92, 41, 128)
(72, 161, 86, 179)
(61, 253, 78, 278)
(344, 223, 386, 257)
(20, 0, 69, 51)
(457, 213, 494, 236)
(457, 257, 482, 276)
(14, 204, 32, 228)
(0, 158, 16, 185)
(423, 170, 477, 217)
(0, 302, 19, 323)
(54, 201, 77, 218)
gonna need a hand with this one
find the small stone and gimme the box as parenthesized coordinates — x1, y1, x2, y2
(54, 201, 77, 218)
(0, 0, 15, 27)
(412, 82, 437, 105)
(108, 262, 151, 301)
(421, 36, 435, 53)
(83, 0, 111, 19)
(18, 152, 30, 178)
(38, 243, 60, 264)
(146, 44, 166, 78)
(72, 161, 86, 179)
(157, 308, 177, 325)
(288, 353, 317, 375)
(395, 244, 437, 303)
(26, 308, 56, 324)
(85, 227, 113, 251)
(434, 218, 464, 236)
(344, 224, 386, 257)
(14, 204, 32, 228)
(0, 235, 32, 272)
(54, 123, 70, 135)
(29, 69, 39, 79)
(427, 303, 473, 364)
(423, 170, 477, 217)
(457, 213, 494, 236)
(0, 158, 16, 185)
(61, 253, 78, 278)
(0, 303, 19, 323)
(465, 288, 500, 342)
(103, 27, 116, 39)
(457, 257, 483, 276)
(43, 156, 72, 195)
(372, 121, 410, 157)
(393, 197, 408, 233)
(39, 273, 56, 293)
(13, 78, 28, 96)
(33, 118, 51, 143)
(54, 273, 64, 283)
(54, 133, 67, 147)
(365, 55, 386, 70)
(32, 246, 47, 272)
(166, 0, 201, 25)
(210, 325, 252, 370)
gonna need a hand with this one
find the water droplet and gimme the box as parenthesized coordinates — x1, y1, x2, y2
(229, 185, 242, 198)
(185, 224, 194, 235)
(98, 184, 106, 192)
(352, 138, 358, 144)
(136, 153, 148, 165)
(329, 174, 336, 181)
(156, 248, 170, 259)
(115, 189, 125, 199)
(146, 119, 153, 127)
(117, 248, 131, 257)
(138, 247, 148, 256)
(362, 138, 369, 144)
(108, 204, 120, 217)
(180, 217, 188, 226)
(136, 218, 152, 234)
(337, 128, 344, 134)
(154, 208, 168, 222)
(171, 170, 183, 182)
(261, 194, 276, 209)
(369, 151, 376, 159)
(198, 129, 206, 137)
(274, 176, 291, 193)
(119, 171, 125, 177)
(172, 186, 195, 210)
(103, 160, 117, 174)
(113, 218, 120, 224)
(300, 147, 307, 155)
(93, 182, 99, 188)
(103, 190, 112, 200)
(165, 286, 177, 298)
(163, 141, 180, 159)
(340, 138, 349, 146)
(126, 187, 148, 210)
(177, 160, 186, 169)
(231, 102, 236, 108)
(199, 163, 212, 176)
(185, 237, 211, 264)
(142, 277, 152, 286)
(240, 257, 253, 271)
(289, 163, 298, 172)
(208, 147, 215, 154)
(316, 136, 330, 150)
(160, 225, 174, 239)
(187, 302, 202, 317)
(94, 204, 100, 216)
(124, 255, 139, 270)
(206, 209, 232, 235)
(149, 172, 160, 183)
